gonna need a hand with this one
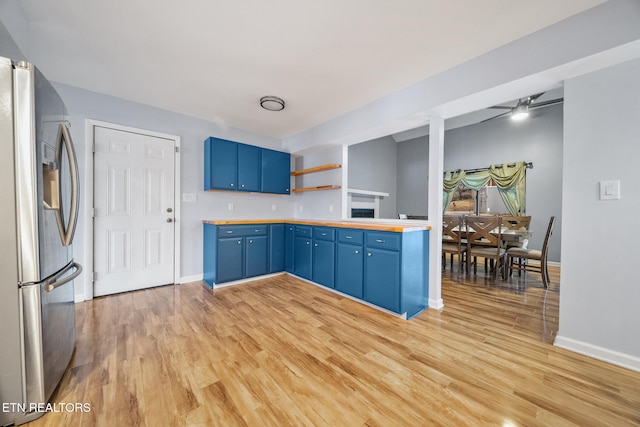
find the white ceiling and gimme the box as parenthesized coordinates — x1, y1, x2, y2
(20, 0, 605, 138)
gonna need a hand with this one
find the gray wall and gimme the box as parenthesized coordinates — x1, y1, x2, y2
(348, 136, 397, 218)
(397, 136, 429, 217)
(558, 58, 640, 362)
(53, 83, 292, 301)
(443, 103, 564, 262)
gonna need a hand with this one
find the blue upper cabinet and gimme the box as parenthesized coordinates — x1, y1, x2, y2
(237, 143, 262, 192)
(205, 137, 237, 191)
(261, 148, 291, 194)
(204, 137, 290, 194)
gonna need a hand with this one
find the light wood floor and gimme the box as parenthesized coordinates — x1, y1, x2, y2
(26, 263, 640, 426)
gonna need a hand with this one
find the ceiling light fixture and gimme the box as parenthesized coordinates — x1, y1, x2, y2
(511, 103, 529, 120)
(260, 96, 285, 111)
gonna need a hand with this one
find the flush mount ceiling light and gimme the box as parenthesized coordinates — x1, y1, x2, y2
(260, 96, 285, 111)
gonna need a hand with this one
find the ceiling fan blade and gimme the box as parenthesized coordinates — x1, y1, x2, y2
(530, 98, 564, 109)
(481, 111, 511, 122)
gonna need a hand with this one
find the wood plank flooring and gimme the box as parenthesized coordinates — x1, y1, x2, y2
(25, 264, 640, 426)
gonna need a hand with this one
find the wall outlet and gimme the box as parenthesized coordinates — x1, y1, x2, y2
(271, 204, 276, 211)
(228, 203, 234, 211)
(329, 204, 333, 213)
(182, 193, 197, 203)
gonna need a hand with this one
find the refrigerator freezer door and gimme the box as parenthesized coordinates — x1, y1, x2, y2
(21, 262, 76, 409)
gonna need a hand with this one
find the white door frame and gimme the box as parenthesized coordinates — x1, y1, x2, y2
(84, 119, 181, 300)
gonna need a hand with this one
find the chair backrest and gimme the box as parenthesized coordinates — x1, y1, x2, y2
(540, 216, 556, 258)
(465, 215, 502, 248)
(442, 216, 463, 244)
(502, 215, 531, 231)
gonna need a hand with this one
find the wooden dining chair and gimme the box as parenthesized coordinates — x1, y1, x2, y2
(506, 216, 555, 288)
(442, 215, 466, 271)
(465, 215, 506, 280)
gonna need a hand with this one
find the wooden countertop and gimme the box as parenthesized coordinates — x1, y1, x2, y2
(203, 219, 431, 232)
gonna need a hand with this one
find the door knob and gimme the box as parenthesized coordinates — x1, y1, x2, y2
(166, 207, 173, 213)
(167, 218, 173, 223)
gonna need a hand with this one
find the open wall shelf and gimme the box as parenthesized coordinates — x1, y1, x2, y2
(291, 185, 341, 193)
(290, 163, 341, 176)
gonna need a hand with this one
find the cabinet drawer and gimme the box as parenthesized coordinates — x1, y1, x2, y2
(295, 225, 312, 237)
(366, 231, 400, 251)
(218, 224, 268, 237)
(313, 227, 335, 241)
(338, 229, 363, 245)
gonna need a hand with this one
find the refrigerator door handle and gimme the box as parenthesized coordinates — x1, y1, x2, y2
(54, 123, 80, 247)
(45, 262, 82, 292)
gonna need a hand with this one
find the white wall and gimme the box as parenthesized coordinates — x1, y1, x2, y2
(53, 83, 293, 300)
(292, 146, 344, 220)
(556, 58, 640, 370)
(397, 137, 430, 217)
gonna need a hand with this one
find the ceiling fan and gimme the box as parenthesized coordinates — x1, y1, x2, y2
(482, 93, 564, 122)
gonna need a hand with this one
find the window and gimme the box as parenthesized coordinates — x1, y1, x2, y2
(445, 181, 509, 215)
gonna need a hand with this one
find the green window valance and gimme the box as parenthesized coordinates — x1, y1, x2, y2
(443, 161, 528, 215)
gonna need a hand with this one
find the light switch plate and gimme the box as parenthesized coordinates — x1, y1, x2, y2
(599, 180, 620, 200)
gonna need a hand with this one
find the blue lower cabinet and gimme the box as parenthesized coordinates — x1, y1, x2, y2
(294, 237, 312, 280)
(217, 238, 244, 283)
(335, 243, 363, 298)
(285, 225, 295, 273)
(245, 235, 268, 278)
(364, 247, 401, 313)
(312, 239, 335, 288)
(269, 224, 285, 273)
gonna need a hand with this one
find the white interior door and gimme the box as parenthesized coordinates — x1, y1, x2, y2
(93, 126, 176, 297)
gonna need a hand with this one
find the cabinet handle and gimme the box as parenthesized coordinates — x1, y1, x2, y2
(314, 243, 318, 247)
(346, 236, 353, 239)
(255, 229, 261, 232)
(355, 250, 359, 254)
(306, 241, 310, 245)
(241, 184, 245, 188)
(226, 231, 233, 234)
(230, 183, 234, 187)
(321, 233, 327, 236)
(376, 239, 386, 243)
(237, 240, 241, 244)
(249, 239, 253, 244)
(368, 253, 372, 257)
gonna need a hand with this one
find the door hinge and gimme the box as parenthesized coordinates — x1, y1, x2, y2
(175, 146, 180, 153)
(91, 208, 96, 218)
(92, 272, 97, 283)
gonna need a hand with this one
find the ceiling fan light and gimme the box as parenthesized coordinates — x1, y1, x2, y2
(260, 96, 285, 111)
(511, 104, 529, 120)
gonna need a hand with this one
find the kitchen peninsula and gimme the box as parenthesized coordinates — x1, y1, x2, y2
(203, 219, 430, 319)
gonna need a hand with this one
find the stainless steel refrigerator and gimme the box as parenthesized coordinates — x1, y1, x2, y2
(0, 55, 82, 425)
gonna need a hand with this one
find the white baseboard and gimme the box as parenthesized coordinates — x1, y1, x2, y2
(554, 335, 640, 373)
(212, 272, 285, 288)
(179, 274, 203, 284)
(429, 298, 444, 310)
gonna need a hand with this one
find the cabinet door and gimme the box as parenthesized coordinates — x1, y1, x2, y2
(246, 235, 268, 278)
(261, 148, 291, 194)
(269, 224, 285, 273)
(285, 225, 295, 273)
(217, 237, 244, 283)
(335, 243, 363, 298)
(205, 137, 237, 191)
(365, 248, 400, 313)
(237, 143, 261, 192)
(294, 237, 312, 280)
(312, 239, 335, 288)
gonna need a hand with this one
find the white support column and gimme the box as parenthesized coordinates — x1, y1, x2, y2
(428, 116, 444, 309)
